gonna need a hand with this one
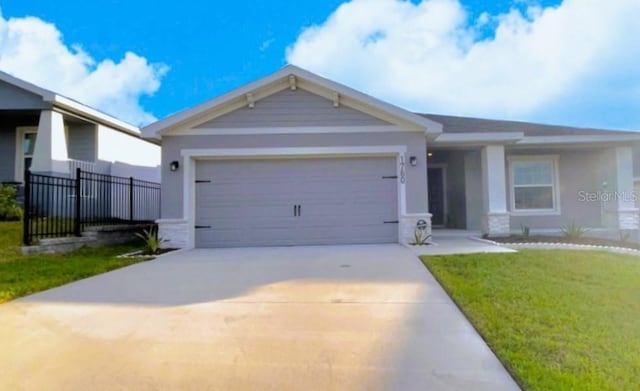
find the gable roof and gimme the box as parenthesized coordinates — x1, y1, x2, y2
(0, 70, 141, 136)
(142, 65, 443, 139)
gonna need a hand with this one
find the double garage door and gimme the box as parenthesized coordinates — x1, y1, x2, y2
(195, 157, 398, 248)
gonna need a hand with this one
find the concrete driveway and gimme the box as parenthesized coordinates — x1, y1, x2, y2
(0, 245, 519, 390)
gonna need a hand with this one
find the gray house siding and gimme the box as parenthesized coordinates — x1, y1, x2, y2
(161, 131, 427, 220)
(67, 123, 96, 162)
(0, 128, 16, 182)
(445, 148, 609, 231)
(195, 89, 391, 128)
(507, 149, 606, 230)
(0, 80, 50, 110)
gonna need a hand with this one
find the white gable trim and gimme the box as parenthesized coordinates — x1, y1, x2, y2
(142, 65, 442, 139)
(166, 125, 407, 136)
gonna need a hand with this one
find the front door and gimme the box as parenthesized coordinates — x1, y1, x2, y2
(428, 167, 446, 226)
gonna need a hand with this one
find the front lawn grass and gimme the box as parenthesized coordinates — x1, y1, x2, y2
(421, 250, 640, 391)
(0, 221, 149, 303)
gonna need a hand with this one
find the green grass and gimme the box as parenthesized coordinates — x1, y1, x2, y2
(0, 221, 149, 303)
(421, 250, 640, 391)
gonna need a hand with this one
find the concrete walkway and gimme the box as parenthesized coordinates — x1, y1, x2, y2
(0, 245, 519, 390)
(410, 237, 516, 256)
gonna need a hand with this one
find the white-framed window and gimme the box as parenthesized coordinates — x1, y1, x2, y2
(508, 155, 559, 214)
(15, 127, 38, 183)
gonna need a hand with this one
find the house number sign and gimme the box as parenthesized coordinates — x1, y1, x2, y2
(399, 156, 406, 184)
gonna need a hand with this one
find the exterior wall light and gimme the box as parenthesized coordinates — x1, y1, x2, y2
(409, 156, 418, 167)
(170, 161, 180, 172)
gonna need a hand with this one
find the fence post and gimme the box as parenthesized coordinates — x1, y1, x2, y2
(23, 170, 31, 245)
(74, 168, 82, 236)
(129, 176, 134, 223)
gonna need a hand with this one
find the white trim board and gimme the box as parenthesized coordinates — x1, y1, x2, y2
(179, 145, 409, 249)
(168, 125, 408, 136)
(433, 132, 524, 146)
(180, 146, 408, 159)
(517, 135, 640, 145)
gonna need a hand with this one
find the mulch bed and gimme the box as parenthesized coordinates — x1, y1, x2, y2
(141, 248, 179, 256)
(488, 235, 640, 251)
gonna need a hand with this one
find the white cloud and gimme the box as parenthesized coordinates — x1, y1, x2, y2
(0, 11, 167, 126)
(286, 0, 640, 129)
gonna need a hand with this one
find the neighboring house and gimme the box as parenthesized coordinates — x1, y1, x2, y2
(142, 65, 640, 249)
(0, 71, 161, 189)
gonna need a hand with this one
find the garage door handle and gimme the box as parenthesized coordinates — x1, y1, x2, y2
(195, 225, 211, 229)
(298, 205, 302, 216)
(293, 204, 301, 217)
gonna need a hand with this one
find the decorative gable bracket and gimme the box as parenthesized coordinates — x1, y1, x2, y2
(332, 92, 340, 108)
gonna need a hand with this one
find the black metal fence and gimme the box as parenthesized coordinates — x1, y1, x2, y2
(23, 168, 160, 245)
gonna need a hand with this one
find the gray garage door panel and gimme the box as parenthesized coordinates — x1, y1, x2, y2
(195, 157, 398, 247)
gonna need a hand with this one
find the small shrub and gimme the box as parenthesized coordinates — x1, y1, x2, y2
(520, 224, 530, 239)
(0, 184, 22, 221)
(619, 230, 633, 244)
(135, 226, 166, 254)
(410, 228, 431, 246)
(561, 222, 589, 239)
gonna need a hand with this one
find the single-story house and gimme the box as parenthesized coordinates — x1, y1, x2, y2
(142, 65, 640, 249)
(0, 71, 161, 188)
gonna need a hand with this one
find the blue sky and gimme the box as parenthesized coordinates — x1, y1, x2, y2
(2, 0, 639, 131)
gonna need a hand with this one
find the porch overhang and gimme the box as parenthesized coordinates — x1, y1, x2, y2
(431, 132, 523, 147)
(430, 132, 640, 148)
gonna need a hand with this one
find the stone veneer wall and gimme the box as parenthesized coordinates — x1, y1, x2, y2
(617, 209, 640, 230)
(21, 224, 151, 255)
(160, 216, 432, 248)
(482, 213, 510, 237)
(158, 219, 189, 249)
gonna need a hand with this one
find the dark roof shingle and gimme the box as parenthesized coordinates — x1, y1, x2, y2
(421, 113, 638, 136)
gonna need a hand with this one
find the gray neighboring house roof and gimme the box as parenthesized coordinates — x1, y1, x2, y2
(0, 70, 145, 138)
(421, 113, 638, 137)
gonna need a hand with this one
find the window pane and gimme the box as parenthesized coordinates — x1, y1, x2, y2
(515, 186, 554, 209)
(23, 133, 37, 156)
(513, 160, 552, 185)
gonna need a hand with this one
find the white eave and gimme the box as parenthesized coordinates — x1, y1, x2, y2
(433, 132, 524, 146)
(516, 134, 640, 145)
(141, 65, 443, 140)
(432, 131, 640, 147)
